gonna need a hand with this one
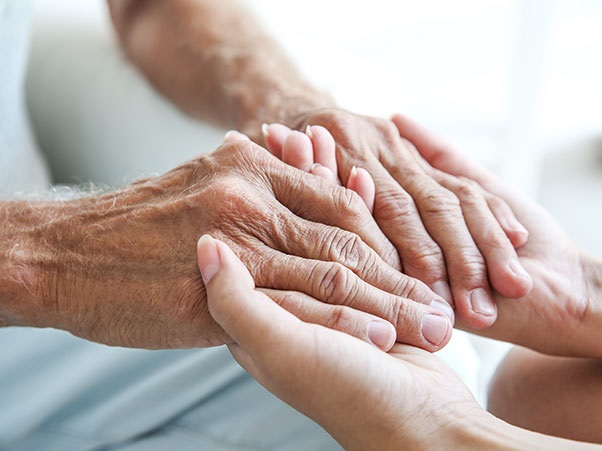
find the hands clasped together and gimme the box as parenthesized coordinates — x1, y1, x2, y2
(200, 112, 602, 449)
(5, 99, 600, 447)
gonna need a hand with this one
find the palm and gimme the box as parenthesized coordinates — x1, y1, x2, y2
(389, 343, 477, 404)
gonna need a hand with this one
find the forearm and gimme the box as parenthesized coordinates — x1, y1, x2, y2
(0, 201, 62, 328)
(107, 0, 335, 138)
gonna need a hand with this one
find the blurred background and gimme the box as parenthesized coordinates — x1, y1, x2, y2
(26, 0, 602, 405)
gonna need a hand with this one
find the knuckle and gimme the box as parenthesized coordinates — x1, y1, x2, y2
(486, 193, 508, 212)
(456, 247, 488, 282)
(398, 136, 419, 153)
(219, 139, 264, 159)
(375, 117, 399, 137)
(421, 187, 461, 214)
(381, 244, 402, 271)
(270, 291, 295, 309)
(481, 226, 510, 250)
(405, 243, 446, 279)
(391, 274, 418, 299)
(333, 187, 365, 217)
(375, 188, 416, 222)
(325, 305, 355, 332)
(454, 178, 481, 201)
(308, 109, 352, 137)
(313, 262, 357, 306)
(390, 298, 413, 334)
(324, 230, 368, 270)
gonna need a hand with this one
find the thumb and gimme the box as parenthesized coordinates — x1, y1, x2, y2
(197, 235, 306, 357)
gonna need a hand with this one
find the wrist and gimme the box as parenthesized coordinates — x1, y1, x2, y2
(438, 411, 595, 451)
(424, 409, 511, 451)
(379, 402, 501, 451)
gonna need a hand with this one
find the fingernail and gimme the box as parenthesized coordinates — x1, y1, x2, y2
(431, 281, 453, 304)
(367, 320, 396, 348)
(470, 288, 496, 316)
(261, 123, 269, 138)
(311, 163, 336, 181)
(197, 234, 221, 284)
(347, 165, 358, 186)
(224, 130, 248, 142)
(305, 124, 313, 137)
(430, 299, 455, 325)
(509, 259, 531, 281)
(421, 314, 449, 346)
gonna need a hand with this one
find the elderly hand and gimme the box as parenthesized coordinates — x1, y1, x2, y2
(3, 139, 453, 350)
(261, 111, 533, 330)
(393, 114, 602, 358)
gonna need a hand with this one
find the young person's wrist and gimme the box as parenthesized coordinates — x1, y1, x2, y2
(431, 411, 571, 451)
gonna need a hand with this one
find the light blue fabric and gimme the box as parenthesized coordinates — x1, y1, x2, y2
(0, 329, 339, 450)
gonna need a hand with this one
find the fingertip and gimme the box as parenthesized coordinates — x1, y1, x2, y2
(507, 259, 534, 296)
(347, 166, 375, 213)
(421, 313, 453, 349)
(367, 320, 397, 351)
(224, 130, 250, 144)
(487, 256, 533, 299)
(466, 288, 498, 328)
(430, 299, 455, 326)
(283, 130, 314, 172)
(262, 123, 292, 158)
(197, 234, 220, 285)
(310, 163, 337, 181)
(306, 125, 337, 176)
(430, 281, 454, 307)
(508, 229, 529, 248)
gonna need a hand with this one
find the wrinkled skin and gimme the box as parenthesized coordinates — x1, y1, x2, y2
(23, 140, 449, 350)
(260, 108, 534, 329)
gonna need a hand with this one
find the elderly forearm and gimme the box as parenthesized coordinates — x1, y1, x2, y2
(0, 201, 62, 328)
(107, 0, 334, 137)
